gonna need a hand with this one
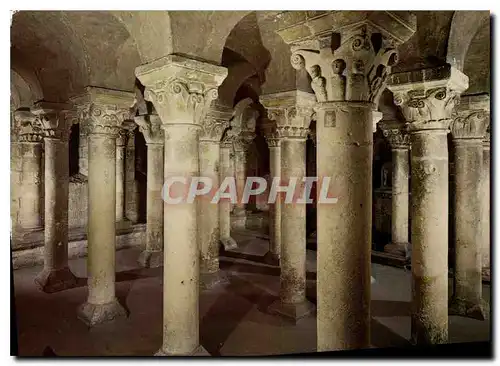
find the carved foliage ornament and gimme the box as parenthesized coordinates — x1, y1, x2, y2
(144, 79, 218, 127)
(382, 128, 410, 149)
(79, 103, 130, 136)
(393, 87, 460, 125)
(450, 110, 489, 140)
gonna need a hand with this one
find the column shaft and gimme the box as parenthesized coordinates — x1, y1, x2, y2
(280, 139, 306, 303)
(316, 104, 372, 351)
(481, 144, 490, 276)
(389, 148, 410, 253)
(138, 143, 164, 267)
(219, 144, 236, 249)
(199, 141, 220, 273)
(125, 133, 139, 222)
(267, 145, 281, 261)
(233, 150, 247, 216)
(161, 125, 200, 354)
(410, 130, 449, 344)
(116, 139, 126, 222)
(19, 142, 43, 230)
(78, 133, 126, 326)
(35, 137, 76, 292)
(451, 139, 484, 319)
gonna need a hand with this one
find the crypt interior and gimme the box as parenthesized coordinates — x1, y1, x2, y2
(10, 10, 491, 356)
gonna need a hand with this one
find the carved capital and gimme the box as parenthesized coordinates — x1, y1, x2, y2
(260, 90, 315, 138)
(32, 101, 72, 140)
(277, 12, 416, 104)
(134, 114, 164, 145)
(388, 65, 469, 131)
(450, 94, 490, 140)
(14, 109, 43, 143)
(379, 120, 410, 149)
(70, 87, 135, 137)
(199, 101, 232, 142)
(261, 118, 281, 148)
(135, 55, 227, 128)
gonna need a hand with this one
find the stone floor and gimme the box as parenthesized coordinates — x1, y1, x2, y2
(12, 229, 491, 356)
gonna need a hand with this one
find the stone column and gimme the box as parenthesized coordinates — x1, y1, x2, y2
(232, 136, 254, 229)
(31, 102, 77, 293)
(136, 54, 227, 356)
(219, 138, 237, 250)
(275, 11, 416, 350)
(261, 91, 316, 321)
(115, 128, 127, 225)
(124, 123, 139, 223)
(14, 110, 44, 232)
(388, 65, 469, 344)
(72, 87, 134, 326)
(198, 102, 231, 289)
(380, 121, 410, 256)
(135, 114, 164, 268)
(449, 94, 489, 320)
(261, 118, 281, 266)
(481, 130, 490, 279)
(79, 122, 89, 176)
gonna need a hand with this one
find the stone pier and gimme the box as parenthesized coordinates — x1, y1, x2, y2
(380, 121, 410, 257)
(198, 102, 232, 289)
(136, 54, 227, 356)
(219, 136, 238, 250)
(276, 11, 416, 350)
(135, 114, 164, 268)
(32, 102, 77, 293)
(449, 94, 489, 320)
(72, 87, 134, 326)
(262, 91, 316, 321)
(261, 118, 281, 266)
(389, 64, 469, 344)
(481, 130, 490, 280)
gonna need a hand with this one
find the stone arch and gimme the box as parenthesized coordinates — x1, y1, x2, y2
(11, 11, 143, 101)
(446, 11, 490, 71)
(463, 19, 490, 94)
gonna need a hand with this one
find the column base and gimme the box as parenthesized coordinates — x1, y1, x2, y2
(155, 345, 210, 356)
(384, 242, 409, 258)
(138, 250, 163, 268)
(200, 271, 230, 291)
(262, 251, 280, 266)
(449, 297, 488, 321)
(77, 298, 127, 327)
(268, 299, 315, 322)
(34, 267, 77, 293)
(220, 236, 238, 250)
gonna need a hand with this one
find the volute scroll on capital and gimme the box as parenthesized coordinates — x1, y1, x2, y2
(450, 93, 490, 141)
(380, 123, 410, 150)
(135, 54, 228, 129)
(387, 64, 469, 132)
(260, 91, 316, 136)
(199, 102, 233, 143)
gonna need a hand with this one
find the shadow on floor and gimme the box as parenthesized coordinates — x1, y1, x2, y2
(220, 258, 317, 281)
(200, 274, 277, 355)
(370, 318, 411, 348)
